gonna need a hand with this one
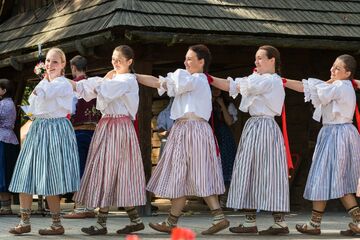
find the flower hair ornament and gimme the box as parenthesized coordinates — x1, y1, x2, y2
(34, 62, 46, 79)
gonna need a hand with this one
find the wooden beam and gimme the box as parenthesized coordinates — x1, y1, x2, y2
(135, 60, 154, 216)
(9, 56, 23, 71)
(125, 30, 360, 52)
(0, 31, 114, 69)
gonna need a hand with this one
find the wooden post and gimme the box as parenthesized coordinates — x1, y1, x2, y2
(135, 61, 154, 216)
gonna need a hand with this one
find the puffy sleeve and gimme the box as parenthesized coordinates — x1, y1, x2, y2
(0, 100, 8, 119)
(302, 78, 343, 121)
(28, 78, 74, 115)
(34, 78, 72, 99)
(229, 77, 241, 98)
(96, 79, 130, 111)
(239, 73, 273, 96)
(163, 69, 196, 97)
(76, 77, 103, 102)
(0, 100, 13, 124)
(303, 78, 343, 105)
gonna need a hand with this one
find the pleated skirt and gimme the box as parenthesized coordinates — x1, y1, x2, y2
(304, 123, 360, 201)
(74, 115, 146, 208)
(9, 118, 80, 195)
(147, 119, 225, 198)
(227, 116, 290, 212)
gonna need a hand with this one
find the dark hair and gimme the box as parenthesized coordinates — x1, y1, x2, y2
(337, 54, 357, 79)
(70, 55, 87, 72)
(114, 45, 135, 73)
(0, 78, 13, 98)
(258, 45, 281, 75)
(188, 44, 212, 72)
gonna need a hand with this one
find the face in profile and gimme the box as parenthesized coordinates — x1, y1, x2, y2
(111, 50, 133, 74)
(254, 49, 275, 74)
(45, 50, 65, 80)
(330, 58, 351, 81)
(184, 49, 204, 74)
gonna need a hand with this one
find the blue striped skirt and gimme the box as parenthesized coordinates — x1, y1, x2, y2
(147, 119, 225, 198)
(304, 123, 360, 201)
(9, 118, 80, 195)
(227, 116, 290, 212)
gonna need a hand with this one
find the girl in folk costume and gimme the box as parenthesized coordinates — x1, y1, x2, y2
(72, 45, 146, 235)
(286, 55, 360, 236)
(210, 45, 291, 235)
(0, 79, 19, 215)
(136, 44, 229, 235)
(9, 48, 80, 235)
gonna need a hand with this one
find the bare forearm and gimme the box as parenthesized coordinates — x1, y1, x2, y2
(211, 76, 230, 92)
(136, 74, 161, 88)
(285, 79, 304, 92)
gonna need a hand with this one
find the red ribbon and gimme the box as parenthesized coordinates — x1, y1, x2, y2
(282, 78, 293, 170)
(205, 72, 214, 84)
(66, 114, 71, 120)
(134, 114, 139, 139)
(351, 79, 360, 133)
(205, 72, 220, 156)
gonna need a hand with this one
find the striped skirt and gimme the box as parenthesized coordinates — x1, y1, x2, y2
(73, 115, 146, 208)
(9, 118, 80, 195)
(304, 123, 360, 201)
(147, 119, 225, 198)
(227, 116, 290, 212)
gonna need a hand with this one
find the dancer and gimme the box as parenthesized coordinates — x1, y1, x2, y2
(285, 54, 360, 236)
(9, 47, 80, 235)
(72, 45, 146, 235)
(0, 79, 19, 215)
(210, 45, 290, 235)
(136, 44, 229, 235)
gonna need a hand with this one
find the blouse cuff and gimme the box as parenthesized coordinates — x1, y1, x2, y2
(238, 77, 249, 96)
(157, 76, 167, 96)
(307, 78, 323, 107)
(165, 77, 176, 97)
(228, 77, 238, 98)
(302, 79, 311, 102)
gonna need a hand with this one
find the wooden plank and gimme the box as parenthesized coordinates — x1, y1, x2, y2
(0, 31, 113, 68)
(135, 60, 154, 216)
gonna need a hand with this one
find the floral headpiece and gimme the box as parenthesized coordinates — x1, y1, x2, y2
(34, 62, 46, 79)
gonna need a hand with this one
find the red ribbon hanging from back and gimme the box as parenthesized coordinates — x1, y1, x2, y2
(205, 73, 220, 157)
(351, 79, 360, 133)
(134, 114, 139, 139)
(282, 78, 293, 170)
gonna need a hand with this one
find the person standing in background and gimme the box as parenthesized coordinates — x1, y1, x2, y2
(0, 79, 19, 215)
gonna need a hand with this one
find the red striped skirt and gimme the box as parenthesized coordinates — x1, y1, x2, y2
(147, 119, 225, 198)
(74, 115, 146, 208)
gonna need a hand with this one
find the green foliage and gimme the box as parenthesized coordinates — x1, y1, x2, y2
(20, 81, 37, 126)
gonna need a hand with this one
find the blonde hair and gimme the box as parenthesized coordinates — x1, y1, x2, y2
(47, 47, 66, 75)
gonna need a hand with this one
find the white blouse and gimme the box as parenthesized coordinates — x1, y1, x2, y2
(229, 72, 285, 117)
(158, 69, 212, 121)
(303, 78, 355, 124)
(75, 73, 139, 119)
(28, 76, 74, 118)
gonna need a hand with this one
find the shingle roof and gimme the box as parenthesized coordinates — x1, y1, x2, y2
(0, 0, 360, 57)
